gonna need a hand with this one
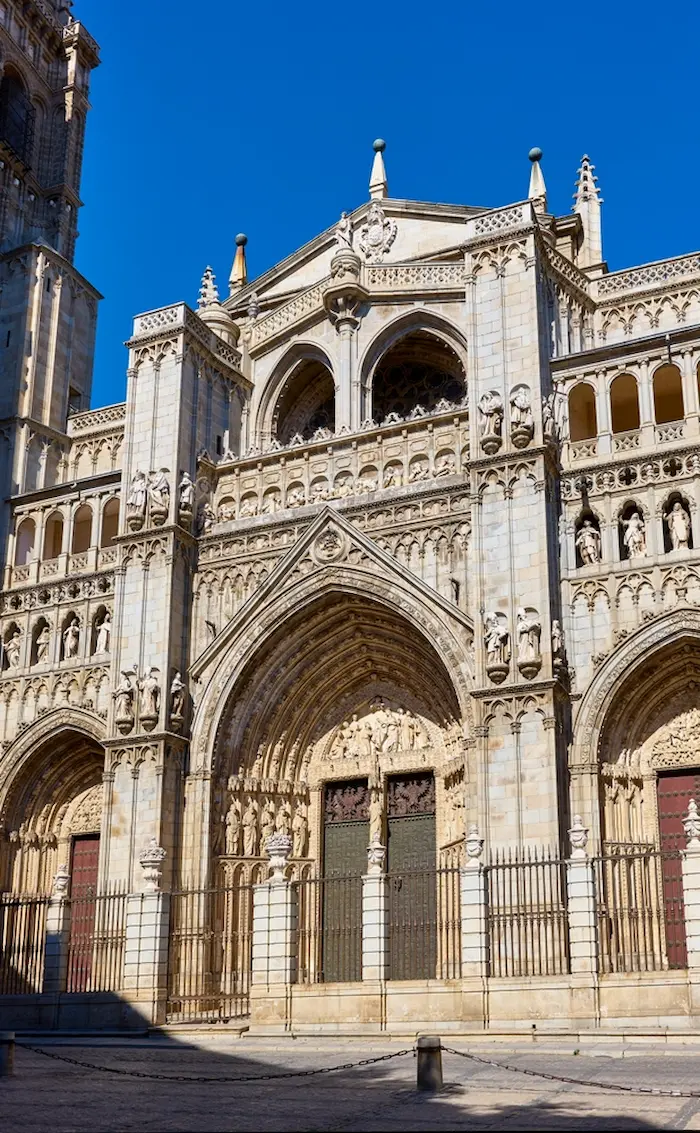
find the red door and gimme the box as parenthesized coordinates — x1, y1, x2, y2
(66, 835, 100, 992)
(656, 772, 700, 968)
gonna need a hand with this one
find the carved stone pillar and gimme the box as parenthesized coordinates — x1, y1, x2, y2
(323, 250, 368, 433)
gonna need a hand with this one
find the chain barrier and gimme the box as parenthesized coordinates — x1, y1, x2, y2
(16, 1042, 414, 1084)
(442, 1045, 700, 1099)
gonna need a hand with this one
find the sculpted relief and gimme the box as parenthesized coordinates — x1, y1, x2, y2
(330, 698, 430, 760)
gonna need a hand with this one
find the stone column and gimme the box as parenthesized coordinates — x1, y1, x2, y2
(460, 825, 488, 978)
(681, 799, 700, 1015)
(42, 865, 70, 994)
(323, 249, 368, 433)
(362, 833, 388, 982)
(566, 816, 599, 1026)
(122, 839, 170, 1026)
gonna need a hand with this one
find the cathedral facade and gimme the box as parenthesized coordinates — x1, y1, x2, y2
(3, 0, 700, 1031)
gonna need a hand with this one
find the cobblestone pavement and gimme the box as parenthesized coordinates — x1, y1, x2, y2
(6, 1035, 700, 1131)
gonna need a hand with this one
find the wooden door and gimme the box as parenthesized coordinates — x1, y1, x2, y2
(656, 771, 698, 968)
(321, 780, 368, 982)
(66, 834, 100, 992)
(387, 773, 436, 980)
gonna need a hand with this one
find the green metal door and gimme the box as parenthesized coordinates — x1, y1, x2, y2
(387, 773, 437, 980)
(322, 780, 368, 982)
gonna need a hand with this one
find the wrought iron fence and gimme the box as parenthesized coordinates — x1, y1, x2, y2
(165, 884, 253, 1022)
(593, 846, 686, 973)
(387, 867, 461, 980)
(0, 888, 127, 995)
(295, 874, 363, 983)
(485, 849, 570, 977)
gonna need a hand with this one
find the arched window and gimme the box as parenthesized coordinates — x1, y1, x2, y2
(43, 511, 64, 560)
(610, 374, 640, 434)
(274, 359, 335, 445)
(663, 493, 693, 554)
(371, 330, 466, 423)
(0, 69, 35, 166)
(653, 364, 684, 424)
(15, 517, 36, 565)
(71, 505, 93, 553)
(100, 498, 119, 548)
(568, 383, 597, 441)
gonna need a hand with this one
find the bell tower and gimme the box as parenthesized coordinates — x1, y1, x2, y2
(0, 1, 100, 524)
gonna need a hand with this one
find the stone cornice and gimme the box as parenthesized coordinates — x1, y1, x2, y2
(552, 324, 700, 375)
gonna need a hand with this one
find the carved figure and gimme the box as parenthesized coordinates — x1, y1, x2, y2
(478, 391, 503, 437)
(63, 617, 80, 659)
(95, 613, 111, 654)
(170, 671, 186, 718)
(260, 798, 276, 846)
(369, 784, 383, 840)
(148, 468, 170, 514)
(35, 625, 51, 663)
(139, 667, 160, 719)
(178, 471, 196, 515)
(542, 391, 557, 441)
(292, 805, 308, 858)
(409, 459, 429, 483)
(225, 800, 241, 856)
(197, 501, 216, 533)
(126, 470, 147, 517)
(242, 799, 258, 857)
(4, 630, 21, 669)
(113, 672, 134, 720)
(334, 211, 353, 250)
(239, 497, 258, 518)
(275, 797, 292, 835)
(434, 454, 456, 477)
(510, 385, 534, 446)
(383, 465, 401, 488)
(576, 519, 601, 564)
(551, 619, 565, 660)
(358, 200, 397, 263)
(484, 612, 509, 665)
(622, 510, 646, 557)
(287, 487, 306, 508)
(667, 501, 691, 550)
(516, 608, 541, 663)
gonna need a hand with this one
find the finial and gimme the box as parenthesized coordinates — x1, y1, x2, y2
(197, 266, 219, 309)
(229, 233, 248, 295)
(573, 154, 603, 269)
(369, 138, 388, 200)
(528, 146, 546, 208)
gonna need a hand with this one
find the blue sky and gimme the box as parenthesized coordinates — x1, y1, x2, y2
(75, 1, 700, 408)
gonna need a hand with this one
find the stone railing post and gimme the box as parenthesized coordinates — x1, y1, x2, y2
(362, 833, 388, 981)
(122, 839, 170, 1026)
(42, 865, 71, 994)
(460, 825, 488, 977)
(681, 799, 700, 1012)
(566, 815, 598, 974)
(251, 834, 297, 987)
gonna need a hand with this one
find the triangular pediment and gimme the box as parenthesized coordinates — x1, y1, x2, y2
(190, 506, 473, 681)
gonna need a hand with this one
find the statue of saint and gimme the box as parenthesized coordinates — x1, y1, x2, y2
(576, 519, 601, 564)
(95, 612, 111, 654)
(667, 501, 691, 550)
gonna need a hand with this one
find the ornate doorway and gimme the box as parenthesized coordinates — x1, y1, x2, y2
(322, 780, 367, 982)
(67, 834, 99, 993)
(387, 772, 437, 980)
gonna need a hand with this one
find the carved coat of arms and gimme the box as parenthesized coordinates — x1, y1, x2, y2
(358, 202, 397, 263)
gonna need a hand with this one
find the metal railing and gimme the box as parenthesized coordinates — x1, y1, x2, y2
(295, 874, 363, 984)
(165, 884, 253, 1022)
(485, 849, 570, 977)
(593, 846, 686, 973)
(387, 867, 461, 980)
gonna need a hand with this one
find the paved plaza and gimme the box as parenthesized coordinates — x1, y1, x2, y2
(5, 1034, 700, 1131)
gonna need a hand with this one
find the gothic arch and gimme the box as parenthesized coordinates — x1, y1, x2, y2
(255, 342, 336, 443)
(358, 310, 469, 421)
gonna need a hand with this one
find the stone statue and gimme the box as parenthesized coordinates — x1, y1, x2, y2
(242, 799, 258, 857)
(35, 625, 51, 663)
(369, 784, 383, 840)
(622, 510, 646, 557)
(478, 391, 504, 438)
(667, 501, 691, 550)
(334, 211, 353, 250)
(542, 391, 557, 441)
(4, 629, 21, 669)
(275, 797, 292, 835)
(292, 804, 308, 858)
(63, 617, 80, 659)
(260, 798, 276, 846)
(148, 468, 170, 518)
(551, 619, 565, 659)
(516, 608, 541, 663)
(225, 800, 241, 856)
(178, 472, 195, 516)
(484, 612, 509, 665)
(434, 454, 456, 477)
(575, 519, 601, 564)
(510, 385, 534, 446)
(113, 672, 134, 720)
(197, 501, 216, 534)
(126, 470, 147, 518)
(139, 667, 160, 719)
(170, 671, 186, 718)
(95, 612, 111, 654)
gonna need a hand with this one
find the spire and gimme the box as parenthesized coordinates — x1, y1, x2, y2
(573, 155, 603, 268)
(528, 147, 547, 211)
(197, 266, 219, 309)
(228, 233, 248, 295)
(369, 138, 388, 200)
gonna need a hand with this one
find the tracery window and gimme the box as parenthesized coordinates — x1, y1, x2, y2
(371, 331, 465, 423)
(274, 359, 335, 444)
(0, 69, 35, 166)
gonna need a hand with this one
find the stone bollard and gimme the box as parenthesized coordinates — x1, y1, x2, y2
(416, 1034, 443, 1091)
(0, 1032, 15, 1077)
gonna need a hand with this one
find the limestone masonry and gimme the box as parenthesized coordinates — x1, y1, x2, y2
(3, 0, 700, 1033)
